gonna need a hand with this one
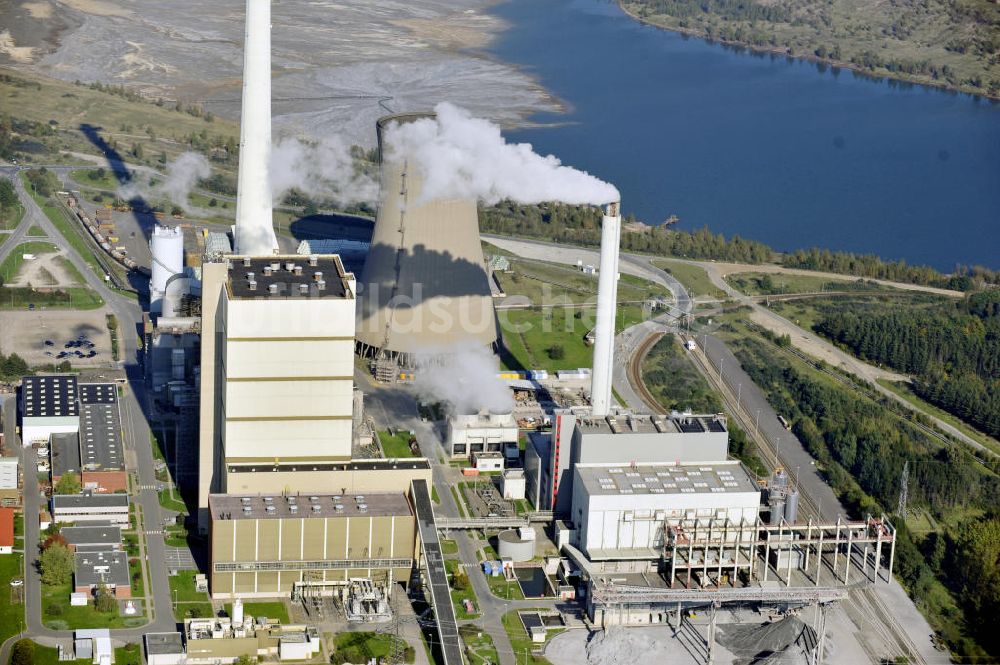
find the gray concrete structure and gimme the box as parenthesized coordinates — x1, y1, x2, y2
(356, 113, 497, 361)
(526, 410, 730, 515)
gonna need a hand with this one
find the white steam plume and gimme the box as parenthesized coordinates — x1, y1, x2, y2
(158, 152, 211, 210)
(117, 152, 211, 214)
(384, 102, 619, 206)
(271, 136, 378, 206)
(412, 344, 514, 416)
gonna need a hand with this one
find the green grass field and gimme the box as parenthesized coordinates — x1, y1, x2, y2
(0, 67, 239, 167)
(652, 259, 726, 299)
(499, 304, 647, 371)
(19, 643, 88, 665)
(0, 554, 26, 644)
(0, 286, 104, 310)
(378, 430, 418, 458)
(41, 581, 146, 630)
(446, 560, 480, 620)
(224, 601, 289, 624)
(331, 632, 414, 664)
(0, 197, 24, 231)
(497, 255, 669, 306)
(70, 169, 122, 191)
(459, 624, 499, 665)
(169, 571, 213, 620)
(501, 610, 556, 665)
(725, 271, 889, 296)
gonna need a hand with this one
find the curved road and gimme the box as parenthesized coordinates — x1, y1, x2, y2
(0, 168, 177, 662)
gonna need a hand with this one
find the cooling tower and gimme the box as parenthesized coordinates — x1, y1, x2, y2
(356, 113, 498, 361)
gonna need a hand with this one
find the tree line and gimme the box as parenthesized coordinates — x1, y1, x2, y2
(814, 289, 1000, 438)
(732, 332, 1000, 659)
(481, 202, 998, 289)
(782, 247, 998, 290)
(480, 200, 773, 263)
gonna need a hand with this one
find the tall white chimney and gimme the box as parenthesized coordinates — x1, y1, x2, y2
(590, 200, 621, 417)
(234, 0, 278, 256)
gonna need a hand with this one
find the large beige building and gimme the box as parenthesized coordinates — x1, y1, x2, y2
(198, 255, 357, 530)
(208, 482, 426, 598)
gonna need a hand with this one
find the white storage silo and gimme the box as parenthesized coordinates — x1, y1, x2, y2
(150, 225, 184, 314)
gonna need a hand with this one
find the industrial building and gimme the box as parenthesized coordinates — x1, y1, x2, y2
(445, 410, 518, 458)
(0, 456, 20, 506)
(197, 254, 358, 529)
(20, 374, 80, 443)
(0, 508, 13, 554)
(570, 461, 760, 561)
(74, 549, 131, 598)
(46, 384, 125, 493)
(524, 410, 730, 513)
(208, 489, 419, 599)
(145, 633, 185, 665)
(355, 112, 498, 362)
(62, 525, 122, 552)
(184, 607, 321, 663)
(52, 493, 130, 525)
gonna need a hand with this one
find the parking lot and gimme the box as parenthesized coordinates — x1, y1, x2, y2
(0, 309, 114, 367)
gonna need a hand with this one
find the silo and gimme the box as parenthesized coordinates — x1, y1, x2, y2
(356, 113, 497, 363)
(769, 499, 785, 526)
(150, 225, 184, 314)
(784, 488, 800, 524)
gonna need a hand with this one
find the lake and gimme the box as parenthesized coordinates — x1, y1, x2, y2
(484, 0, 1000, 271)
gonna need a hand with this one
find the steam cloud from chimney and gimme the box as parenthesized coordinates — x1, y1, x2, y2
(412, 344, 514, 416)
(117, 152, 210, 213)
(270, 136, 378, 206)
(383, 102, 620, 206)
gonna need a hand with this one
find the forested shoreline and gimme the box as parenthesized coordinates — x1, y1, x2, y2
(815, 290, 1000, 439)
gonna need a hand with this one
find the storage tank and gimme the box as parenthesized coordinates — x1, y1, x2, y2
(769, 499, 785, 526)
(232, 598, 244, 624)
(497, 529, 534, 562)
(150, 225, 184, 314)
(784, 488, 800, 524)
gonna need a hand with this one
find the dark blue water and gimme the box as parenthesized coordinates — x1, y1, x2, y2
(484, 0, 1000, 271)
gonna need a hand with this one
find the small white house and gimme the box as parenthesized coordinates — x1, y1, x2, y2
(472, 451, 504, 472)
(501, 469, 526, 500)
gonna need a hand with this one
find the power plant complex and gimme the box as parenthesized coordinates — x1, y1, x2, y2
(116, 0, 900, 662)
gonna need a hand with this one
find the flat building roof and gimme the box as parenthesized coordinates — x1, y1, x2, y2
(80, 400, 123, 471)
(52, 493, 129, 511)
(209, 491, 412, 521)
(577, 461, 757, 497)
(226, 255, 350, 299)
(22, 375, 79, 418)
(574, 413, 727, 436)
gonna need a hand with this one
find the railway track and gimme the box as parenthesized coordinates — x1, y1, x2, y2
(742, 320, 994, 464)
(627, 327, 940, 665)
(627, 327, 666, 413)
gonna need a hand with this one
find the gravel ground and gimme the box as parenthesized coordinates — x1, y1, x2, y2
(3, 0, 556, 146)
(0, 307, 113, 366)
